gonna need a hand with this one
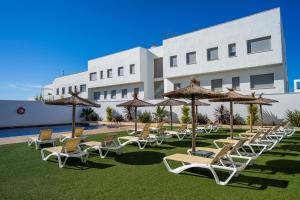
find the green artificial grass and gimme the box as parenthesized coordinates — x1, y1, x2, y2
(0, 129, 300, 200)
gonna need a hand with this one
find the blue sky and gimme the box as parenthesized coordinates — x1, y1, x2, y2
(0, 0, 299, 100)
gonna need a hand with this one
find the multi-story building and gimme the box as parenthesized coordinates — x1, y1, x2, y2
(43, 8, 288, 102)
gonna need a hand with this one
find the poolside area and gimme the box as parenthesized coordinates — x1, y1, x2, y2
(0, 128, 299, 200)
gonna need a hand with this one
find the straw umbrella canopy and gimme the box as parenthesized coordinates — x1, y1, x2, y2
(156, 98, 186, 130)
(188, 100, 210, 118)
(163, 79, 225, 152)
(210, 88, 256, 138)
(235, 93, 278, 129)
(45, 91, 100, 138)
(116, 94, 153, 133)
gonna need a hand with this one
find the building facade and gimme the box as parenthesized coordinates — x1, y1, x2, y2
(43, 8, 288, 102)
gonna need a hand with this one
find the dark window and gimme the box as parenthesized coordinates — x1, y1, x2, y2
(111, 90, 116, 99)
(211, 79, 223, 91)
(232, 77, 240, 90)
(228, 44, 236, 57)
(90, 72, 97, 81)
(68, 86, 72, 94)
(80, 84, 86, 92)
(100, 71, 103, 79)
(56, 88, 59, 95)
(134, 88, 139, 95)
(154, 58, 163, 78)
(62, 87, 65, 95)
(107, 69, 113, 78)
(174, 83, 181, 90)
(118, 67, 124, 76)
(130, 64, 135, 74)
(93, 92, 100, 100)
(104, 91, 107, 100)
(186, 52, 196, 64)
(250, 73, 274, 89)
(122, 89, 127, 98)
(207, 47, 218, 61)
(154, 81, 164, 99)
(247, 36, 271, 54)
(170, 56, 177, 67)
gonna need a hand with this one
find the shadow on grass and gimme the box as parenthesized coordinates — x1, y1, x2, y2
(264, 151, 299, 157)
(247, 159, 300, 175)
(199, 134, 229, 140)
(167, 140, 211, 148)
(47, 158, 115, 170)
(115, 151, 165, 165)
(277, 144, 300, 152)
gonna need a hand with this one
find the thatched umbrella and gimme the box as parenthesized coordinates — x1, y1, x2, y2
(45, 91, 100, 138)
(163, 79, 224, 152)
(188, 100, 210, 118)
(210, 88, 256, 138)
(116, 94, 153, 133)
(156, 98, 186, 130)
(235, 93, 277, 129)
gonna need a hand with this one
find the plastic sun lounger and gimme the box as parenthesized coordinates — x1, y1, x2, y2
(165, 124, 191, 140)
(28, 129, 57, 150)
(41, 138, 89, 168)
(188, 138, 252, 171)
(80, 134, 123, 158)
(163, 144, 238, 186)
(59, 127, 88, 142)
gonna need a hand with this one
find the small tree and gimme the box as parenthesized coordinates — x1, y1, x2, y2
(153, 106, 167, 122)
(106, 106, 113, 122)
(286, 110, 300, 127)
(138, 111, 152, 123)
(246, 104, 259, 125)
(214, 105, 230, 124)
(197, 113, 210, 124)
(181, 105, 190, 124)
(80, 108, 100, 121)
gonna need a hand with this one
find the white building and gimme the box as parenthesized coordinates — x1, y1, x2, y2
(294, 79, 300, 93)
(43, 8, 288, 102)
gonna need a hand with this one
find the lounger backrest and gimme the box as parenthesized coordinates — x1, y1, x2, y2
(157, 121, 164, 128)
(39, 129, 53, 141)
(158, 127, 166, 135)
(140, 124, 151, 139)
(248, 131, 262, 143)
(178, 124, 187, 132)
(62, 138, 81, 153)
(211, 143, 233, 164)
(229, 138, 247, 154)
(103, 134, 117, 146)
(74, 127, 84, 137)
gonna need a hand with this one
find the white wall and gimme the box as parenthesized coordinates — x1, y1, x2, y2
(0, 100, 82, 128)
(162, 8, 286, 89)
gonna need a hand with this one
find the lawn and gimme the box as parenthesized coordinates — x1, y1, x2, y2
(0, 129, 299, 200)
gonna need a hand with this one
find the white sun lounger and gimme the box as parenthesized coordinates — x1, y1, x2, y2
(28, 129, 57, 150)
(59, 127, 88, 142)
(41, 138, 89, 168)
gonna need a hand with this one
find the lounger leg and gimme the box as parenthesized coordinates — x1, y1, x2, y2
(60, 156, 67, 168)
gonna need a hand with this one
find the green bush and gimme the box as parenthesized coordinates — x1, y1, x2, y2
(153, 106, 167, 122)
(197, 113, 210, 124)
(214, 105, 230, 124)
(80, 108, 101, 121)
(286, 110, 300, 127)
(106, 106, 113, 122)
(233, 114, 245, 125)
(138, 111, 152, 123)
(246, 104, 259, 125)
(181, 105, 190, 124)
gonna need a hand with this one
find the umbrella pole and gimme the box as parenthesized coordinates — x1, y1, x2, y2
(260, 104, 263, 128)
(191, 95, 196, 152)
(250, 104, 253, 132)
(196, 106, 198, 124)
(72, 104, 76, 138)
(135, 106, 137, 133)
(170, 105, 173, 130)
(230, 101, 233, 139)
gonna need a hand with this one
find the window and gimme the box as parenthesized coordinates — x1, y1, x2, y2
(80, 84, 86, 92)
(134, 88, 139, 95)
(170, 56, 177, 67)
(211, 79, 223, 91)
(130, 64, 135, 74)
(62, 87, 65, 95)
(118, 67, 124, 76)
(90, 72, 97, 81)
(186, 52, 196, 65)
(68, 86, 72, 94)
(154, 58, 163, 78)
(74, 85, 78, 92)
(100, 71, 103, 79)
(250, 73, 274, 89)
(104, 91, 107, 100)
(297, 81, 300, 90)
(56, 88, 59, 95)
(154, 81, 164, 99)
(207, 47, 218, 61)
(122, 89, 127, 98)
(247, 36, 271, 54)
(93, 92, 100, 100)
(232, 77, 240, 90)
(107, 69, 112, 78)
(228, 44, 236, 57)
(111, 90, 116, 99)
(174, 83, 181, 90)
